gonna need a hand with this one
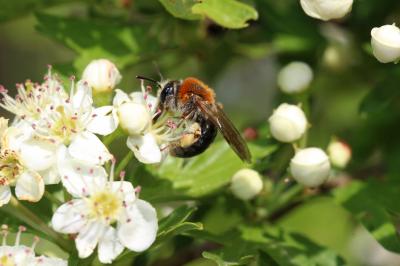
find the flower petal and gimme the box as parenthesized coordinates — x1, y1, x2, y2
(18, 138, 57, 172)
(76, 221, 106, 259)
(52, 199, 87, 234)
(126, 133, 161, 164)
(15, 170, 44, 202)
(72, 81, 93, 110)
(98, 226, 124, 264)
(69, 131, 112, 165)
(87, 106, 118, 136)
(32, 256, 67, 266)
(111, 181, 136, 203)
(113, 89, 130, 107)
(40, 166, 60, 185)
(0, 185, 11, 207)
(118, 199, 158, 252)
(130, 92, 158, 113)
(57, 145, 107, 197)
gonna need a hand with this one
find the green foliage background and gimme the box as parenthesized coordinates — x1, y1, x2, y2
(1, 0, 400, 265)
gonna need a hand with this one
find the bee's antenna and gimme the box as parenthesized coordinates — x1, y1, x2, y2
(152, 61, 164, 81)
(136, 75, 161, 88)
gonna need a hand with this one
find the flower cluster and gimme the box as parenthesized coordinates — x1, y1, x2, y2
(0, 59, 193, 263)
(1, 225, 67, 266)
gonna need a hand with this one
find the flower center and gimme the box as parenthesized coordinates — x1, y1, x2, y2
(50, 106, 79, 145)
(0, 150, 23, 186)
(0, 254, 15, 266)
(87, 190, 122, 223)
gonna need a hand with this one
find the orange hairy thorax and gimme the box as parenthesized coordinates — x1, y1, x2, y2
(178, 77, 216, 104)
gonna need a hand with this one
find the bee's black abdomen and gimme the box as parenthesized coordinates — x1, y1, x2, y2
(170, 117, 217, 158)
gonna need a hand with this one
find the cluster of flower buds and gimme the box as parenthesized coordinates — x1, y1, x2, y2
(269, 57, 352, 187)
(0, 58, 201, 263)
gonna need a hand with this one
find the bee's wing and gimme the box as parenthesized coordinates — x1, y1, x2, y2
(195, 99, 252, 163)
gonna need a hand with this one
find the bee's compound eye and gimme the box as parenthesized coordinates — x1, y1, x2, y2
(160, 81, 175, 103)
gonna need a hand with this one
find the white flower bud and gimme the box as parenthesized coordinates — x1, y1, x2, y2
(290, 147, 331, 187)
(231, 169, 263, 200)
(327, 140, 351, 168)
(117, 102, 150, 135)
(371, 24, 400, 63)
(300, 0, 353, 21)
(82, 59, 122, 93)
(268, 103, 307, 143)
(277, 62, 313, 94)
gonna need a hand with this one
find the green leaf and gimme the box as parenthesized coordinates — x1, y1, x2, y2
(333, 179, 400, 253)
(0, 0, 74, 22)
(159, 0, 201, 20)
(155, 205, 203, 244)
(148, 141, 276, 198)
(191, 0, 258, 29)
(35, 13, 159, 73)
(202, 251, 254, 266)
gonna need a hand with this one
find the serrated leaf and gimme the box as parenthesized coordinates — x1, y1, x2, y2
(159, 0, 201, 20)
(203, 251, 254, 266)
(149, 141, 276, 198)
(153, 206, 203, 248)
(333, 179, 400, 253)
(35, 13, 159, 73)
(191, 0, 258, 29)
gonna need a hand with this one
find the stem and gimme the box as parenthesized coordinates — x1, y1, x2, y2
(116, 152, 134, 177)
(44, 191, 63, 206)
(2, 196, 72, 252)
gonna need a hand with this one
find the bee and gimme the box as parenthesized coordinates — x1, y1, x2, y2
(136, 76, 252, 163)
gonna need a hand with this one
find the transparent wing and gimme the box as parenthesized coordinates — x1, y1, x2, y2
(195, 99, 252, 163)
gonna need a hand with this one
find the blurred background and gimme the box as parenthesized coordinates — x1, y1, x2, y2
(2, 0, 400, 265)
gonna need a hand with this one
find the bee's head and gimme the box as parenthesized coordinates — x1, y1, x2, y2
(159, 80, 180, 104)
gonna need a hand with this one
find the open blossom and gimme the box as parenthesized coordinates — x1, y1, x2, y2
(97, 82, 187, 164)
(0, 68, 113, 185)
(0, 225, 67, 266)
(51, 159, 157, 264)
(0, 118, 45, 206)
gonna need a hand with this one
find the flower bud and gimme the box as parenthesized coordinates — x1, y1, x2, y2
(231, 169, 263, 200)
(82, 59, 122, 93)
(300, 0, 353, 21)
(370, 24, 400, 63)
(268, 103, 307, 143)
(290, 147, 331, 187)
(327, 140, 351, 168)
(117, 102, 150, 135)
(277, 62, 313, 94)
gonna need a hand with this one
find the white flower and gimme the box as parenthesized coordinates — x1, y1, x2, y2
(371, 24, 400, 63)
(82, 59, 122, 93)
(51, 160, 157, 264)
(230, 168, 263, 200)
(98, 81, 187, 164)
(290, 147, 331, 187)
(277, 62, 313, 94)
(0, 119, 45, 206)
(0, 225, 67, 266)
(327, 139, 351, 168)
(0, 69, 114, 185)
(268, 103, 307, 143)
(300, 0, 353, 21)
